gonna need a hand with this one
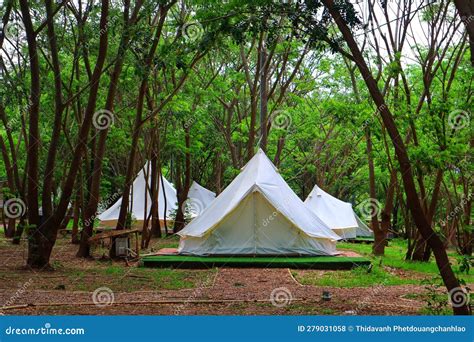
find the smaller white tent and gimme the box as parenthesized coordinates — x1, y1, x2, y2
(98, 162, 177, 228)
(186, 181, 216, 217)
(178, 149, 340, 256)
(354, 214, 374, 237)
(304, 185, 373, 238)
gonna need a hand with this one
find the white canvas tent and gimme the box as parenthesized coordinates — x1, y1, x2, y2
(98, 162, 177, 228)
(354, 214, 374, 237)
(304, 185, 373, 238)
(177, 149, 340, 255)
(186, 181, 216, 217)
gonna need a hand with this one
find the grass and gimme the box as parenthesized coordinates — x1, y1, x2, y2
(31, 265, 217, 292)
(293, 265, 418, 288)
(293, 238, 473, 288)
(141, 255, 371, 269)
(64, 219, 100, 230)
(337, 239, 474, 283)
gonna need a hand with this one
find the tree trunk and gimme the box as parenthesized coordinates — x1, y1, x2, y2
(12, 217, 25, 245)
(259, 41, 268, 151)
(0, 136, 17, 239)
(149, 128, 162, 239)
(5, 219, 15, 238)
(173, 125, 192, 233)
(41, 0, 64, 220)
(71, 196, 81, 244)
(380, 170, 397, 239)
(366, 128, 384, 255)
(213, 151, 223, 194)
(19, 0, 41, 265)
(453, 0, 474, 66)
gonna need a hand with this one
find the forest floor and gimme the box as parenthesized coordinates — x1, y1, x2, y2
(0, 235, 470, 315)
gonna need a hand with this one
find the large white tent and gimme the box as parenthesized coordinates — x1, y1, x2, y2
(186, 181, 216, 217)
(98, 162, 177, 228)
(177, 149, 340, 255)
(304, 185, 373, 238)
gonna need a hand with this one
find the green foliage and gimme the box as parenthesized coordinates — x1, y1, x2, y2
(420, 277, 451, 315)
(458, 255, 473, 275)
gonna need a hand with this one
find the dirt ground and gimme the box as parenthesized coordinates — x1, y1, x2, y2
(0, 236, 436, 315)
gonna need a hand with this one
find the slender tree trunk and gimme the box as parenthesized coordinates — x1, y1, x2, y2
(380, 170, 397, 242)
(41, 0, 64, 219)
(173, 125, 191, 233)
(213, 151, 222, 194)
(0, 136, 17, 238)
(259, 41, 268, 151)
(453, 0, 474, 66)
(71, 195, 81, 244)
(149, 128, 162, 239)
(19, 0, 42, 265)
(12, 217, 25, 245)
(460, 189, 473, 255)
(366, 128, 384, 255)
